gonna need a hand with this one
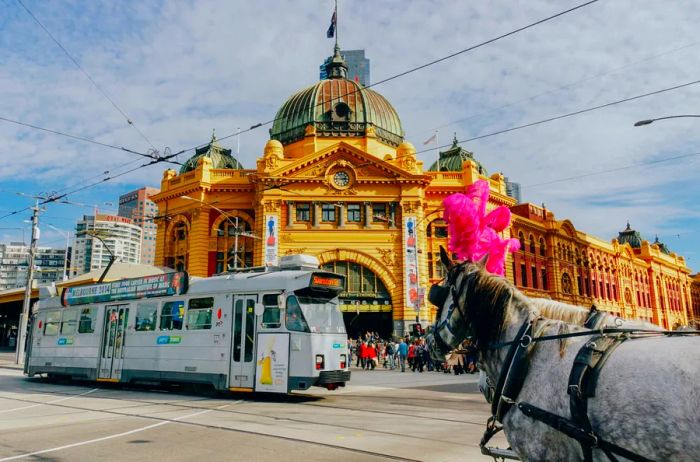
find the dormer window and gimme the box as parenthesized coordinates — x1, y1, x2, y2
(332, 102, 351, 121)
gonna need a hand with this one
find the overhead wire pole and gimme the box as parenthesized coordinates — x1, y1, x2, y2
(16, 199, 40, 365)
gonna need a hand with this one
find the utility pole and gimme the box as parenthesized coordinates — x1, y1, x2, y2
(16, 200, 40, 365)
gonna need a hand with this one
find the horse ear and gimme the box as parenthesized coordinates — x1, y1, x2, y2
(476, 254, 488, 267)
(439, 246, 453, 270)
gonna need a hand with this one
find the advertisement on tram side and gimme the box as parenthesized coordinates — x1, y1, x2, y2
(255, 333, 289, 393)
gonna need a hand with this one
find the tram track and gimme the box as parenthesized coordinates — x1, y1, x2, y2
(0, 393, 427, 462)
(0, 383, 481, 456)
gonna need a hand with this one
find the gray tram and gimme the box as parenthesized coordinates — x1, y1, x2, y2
(25, 255, 351, 393)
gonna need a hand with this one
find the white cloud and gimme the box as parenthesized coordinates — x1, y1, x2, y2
(2, 0, 700, 270)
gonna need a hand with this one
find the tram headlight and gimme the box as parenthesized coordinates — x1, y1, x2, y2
(315, 354, 324, 370)
(340, 354, 347, 369)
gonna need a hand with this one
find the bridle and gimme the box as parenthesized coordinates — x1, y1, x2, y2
(429, 262, 474, 352)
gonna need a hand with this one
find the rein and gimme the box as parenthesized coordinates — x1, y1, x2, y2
(485, 327, 700, 351)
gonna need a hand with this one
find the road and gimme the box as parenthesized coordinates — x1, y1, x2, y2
(0, 365, 508, 461)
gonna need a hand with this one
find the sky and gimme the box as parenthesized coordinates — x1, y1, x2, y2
(1, 0, 699, 272)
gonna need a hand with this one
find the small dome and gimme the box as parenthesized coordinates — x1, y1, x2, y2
(428, 134, 487, 175)
(270, 46, 404, 147)
(396, 141, 416, 157)
(653, 235, 671, 255)
(180, 130, 243, 174)
(617, 222, 643, 248)
(264, 139, 284, 157)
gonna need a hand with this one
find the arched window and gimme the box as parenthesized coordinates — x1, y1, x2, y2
(539, 238, 546, 257)
(216, 219, 254, 272)
(518, 232, 525, 252)
(320, 261, 390, 302)
(165, 220, 189, 271)
(561, 273, 572, 294)
(529, 235, 536, 254)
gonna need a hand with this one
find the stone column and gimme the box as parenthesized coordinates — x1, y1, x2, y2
(188, 207, 210, 277)
(312, 202, 320, 228)
(389, 202, 397, 229)
(286, 201, 294, 228)
(364, 202, 371, 228)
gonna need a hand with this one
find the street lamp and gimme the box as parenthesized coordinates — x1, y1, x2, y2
(634, 115, 700, 127)
(48, 224, 70, 281)
(181, 196, 259, 270)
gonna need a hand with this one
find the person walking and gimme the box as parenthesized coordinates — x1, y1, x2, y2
(397, 338, 408, 372)
(386, 340, 395, 370)
(366, 342, 377, 370)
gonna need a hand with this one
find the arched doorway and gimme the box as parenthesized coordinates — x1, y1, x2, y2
(320, 261, 393, 339)
(215, 218, 254, 272)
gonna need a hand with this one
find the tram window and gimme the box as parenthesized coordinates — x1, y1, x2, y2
(285, 296, 310, 332)
(160, 301, 184, 331)
(44, 311, 61, 336)
(262, 294, 280, 328)
(78, 307, 97, 333)
(60, 309, 79, 335)
(187, 297, 213, 330)
(135, 302, 158, 331)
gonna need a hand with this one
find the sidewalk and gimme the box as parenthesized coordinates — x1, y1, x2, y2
(0, 349, 23, 370)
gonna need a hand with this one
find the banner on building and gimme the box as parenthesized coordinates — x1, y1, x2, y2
(404, 216, 420, 313)
(265, 215, 279, 266)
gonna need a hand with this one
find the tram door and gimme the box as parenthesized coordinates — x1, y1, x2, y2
(98, 304, 129, 380)
(229, 295, 257, 390)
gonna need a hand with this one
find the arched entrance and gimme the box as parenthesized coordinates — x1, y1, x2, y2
(320, 261, 393, 339)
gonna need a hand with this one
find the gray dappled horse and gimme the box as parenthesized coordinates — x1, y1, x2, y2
(427, 250, 700, 462)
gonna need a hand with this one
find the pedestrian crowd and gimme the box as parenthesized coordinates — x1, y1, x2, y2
(346, 331, 478, 375)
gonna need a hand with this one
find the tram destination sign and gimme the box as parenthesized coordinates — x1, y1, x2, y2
(61, 272, 189, 306)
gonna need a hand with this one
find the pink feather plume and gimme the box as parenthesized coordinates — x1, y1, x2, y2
(443, 179, 520, 276)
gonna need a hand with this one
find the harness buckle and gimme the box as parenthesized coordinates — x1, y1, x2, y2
(520, 335, 533, 348)
(501, 395, 515, 405)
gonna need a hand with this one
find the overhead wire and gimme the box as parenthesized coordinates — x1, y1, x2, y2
(1, 1, 601, 223)
(15, 0, 157, 151)
(423, 38, 700, 135)
(414, 78, 700, 155)
(175, 0, 599, 154)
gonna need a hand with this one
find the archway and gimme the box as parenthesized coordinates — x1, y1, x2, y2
(320, 260, 393, 339)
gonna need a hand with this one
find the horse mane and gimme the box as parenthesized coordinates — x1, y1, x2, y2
(529, 299, 590, 325)
(463, 266, 518, 347)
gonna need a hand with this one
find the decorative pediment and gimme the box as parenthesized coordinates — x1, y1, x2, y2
(258, 142, 429, 186)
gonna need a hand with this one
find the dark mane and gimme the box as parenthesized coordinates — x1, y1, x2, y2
(462, 265, 515, 348)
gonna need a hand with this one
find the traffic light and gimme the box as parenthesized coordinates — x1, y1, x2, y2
(412, 323, 422, 337)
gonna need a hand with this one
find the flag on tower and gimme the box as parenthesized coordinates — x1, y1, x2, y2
(423, 133, 437, 145)
(327, 10, 337, 38)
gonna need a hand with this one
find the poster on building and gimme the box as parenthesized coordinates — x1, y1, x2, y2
(404, 216, 420, 314)
(255, 333, 289, 393)
(264, 215, 279, 266)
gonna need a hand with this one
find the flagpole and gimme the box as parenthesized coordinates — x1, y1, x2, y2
(435, 131, 440, 171)
(334, 0, 338, 48)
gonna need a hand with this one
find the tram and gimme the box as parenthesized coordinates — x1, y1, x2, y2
(25, 254, 351, 393)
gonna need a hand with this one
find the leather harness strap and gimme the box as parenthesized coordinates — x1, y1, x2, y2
(567, 334, 629, 461)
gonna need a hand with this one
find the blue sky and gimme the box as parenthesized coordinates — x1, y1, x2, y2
(1, 0, 699, 272)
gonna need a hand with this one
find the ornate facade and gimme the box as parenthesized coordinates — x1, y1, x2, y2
(152, 47, 695, 337)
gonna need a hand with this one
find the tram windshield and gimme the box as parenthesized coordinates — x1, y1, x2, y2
(287, 289, 346, 334)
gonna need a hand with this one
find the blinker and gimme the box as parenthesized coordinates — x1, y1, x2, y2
(428, 284, 449, 308)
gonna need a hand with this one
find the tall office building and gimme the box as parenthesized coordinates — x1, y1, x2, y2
(71, 214, 142, 276)
(0, 242, 67, 290)
(118, 187, 160, 265)
(320, 49, 369, 86)
(505, 177, 522, 203)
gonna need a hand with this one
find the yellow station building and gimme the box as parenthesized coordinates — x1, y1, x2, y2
(152, 46, 697, 337)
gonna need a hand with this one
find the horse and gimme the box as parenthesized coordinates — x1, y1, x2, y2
(427, 249, 700, 462)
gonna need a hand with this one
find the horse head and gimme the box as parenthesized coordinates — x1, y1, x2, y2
(426, 247, 506, 362)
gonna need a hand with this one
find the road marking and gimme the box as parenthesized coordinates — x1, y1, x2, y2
(0, 388, 98, 415)
(0, 402, 235, 461)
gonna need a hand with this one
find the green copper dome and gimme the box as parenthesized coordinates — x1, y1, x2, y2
(617, 222, 643, 248)
(269, 46, 404, 147)
(180, 131, 243, 174)
(428, 134, 488, 175)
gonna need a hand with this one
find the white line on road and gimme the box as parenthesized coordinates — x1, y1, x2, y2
(0, 402, 236, 461)
(0, 388, 99, 414)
